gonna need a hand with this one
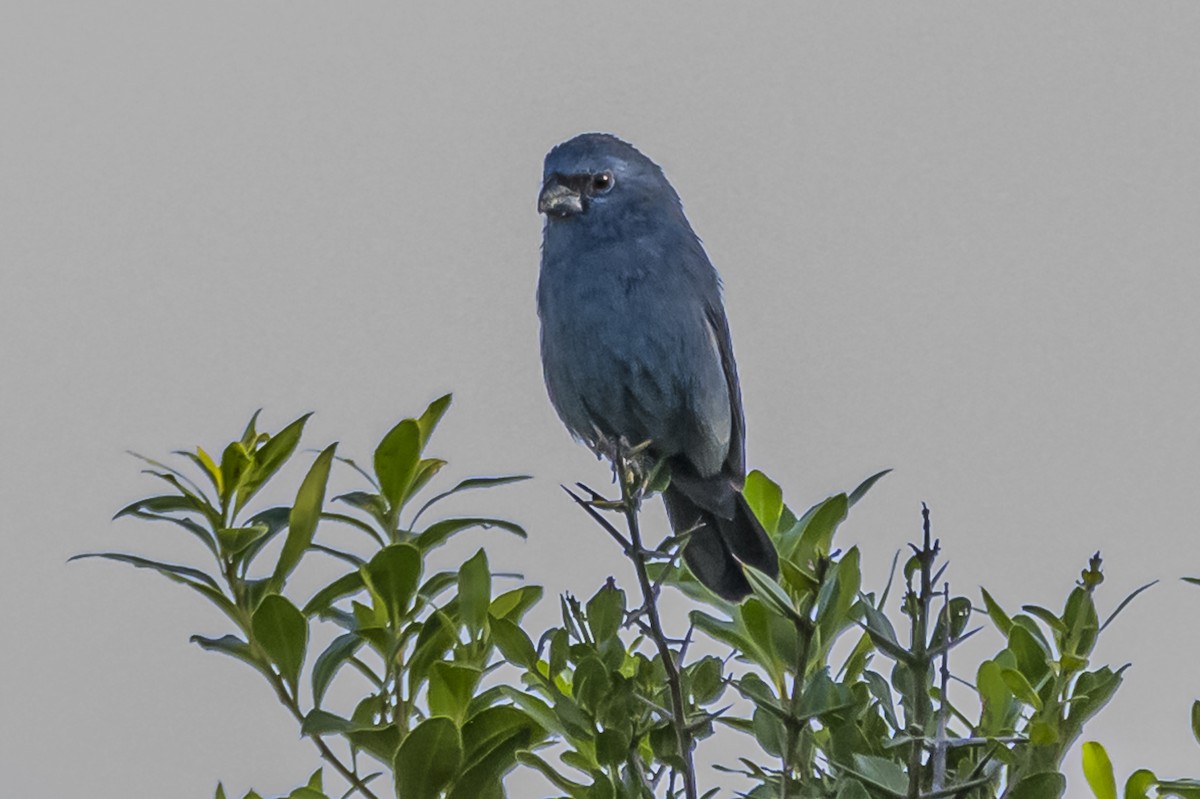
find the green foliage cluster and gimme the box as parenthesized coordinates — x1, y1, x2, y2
(79, 397, 1200, 799)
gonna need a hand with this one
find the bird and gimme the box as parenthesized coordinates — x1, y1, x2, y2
(536, 132, 779, 601)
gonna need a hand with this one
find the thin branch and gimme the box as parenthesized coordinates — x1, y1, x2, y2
(617, 452, 699, 799)
(562, 484, 632, 551)
(907, 503, 937, 799)
(931, 581, 951, 791)
(267, 671, 382, 799)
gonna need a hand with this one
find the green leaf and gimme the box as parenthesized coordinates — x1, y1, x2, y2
(515, 751, 589, 795)
(303, 571, 365, 617)
(1021, 604, 1067, 636)
(690, 610, 773, 678)
(981, 587, 1013, 636)
(817, 547, 862, 644)
(69, 552, 220, 590)
(930, 595, 973, 648)
(272, 445, 336, 592)
(240, 409, 262, 447)
(1007, 622, 1052, 685)
(488, 586, 542, 623)
(548, 627, 569, 679)
(408, 612, 456, 696)
(572, 656, 611, 713)
(412, 475, 532, 525)
(1125, 769, 1158, 799)
(375, 419, 422, 517)
(847, 469, 891, 507)
(301, 709, 355, 736)
(446, 719, 530, 796)
(1067, 666, 1127, 733)
(862, 670, 900, 731)
(688, 656, 724, 704)
(1001, 668, 1042, 710)
(190, 634, 267, 676)
(489, 616, 537, 668)
(362, 544, 422, 626)
(1193, 700, 1200, 747)
(743, 470, 783, 534)
(70, 552, 239, 623)
(785, 493, 848, 564)
(835, 781, 872, 799)
(409, 458, 447, 501)
(462, 705, 537, 762)
(114, 494, 205, 520)
(858, 601, 911, 664)
(239, 506, 291, 566)
(236, 412, 312, 516)
(797, 667, 855, 720)
(429, 663, 482, 724)
(417, 393, 453, 444)
(745, 564, 803, 625)
(458, 549, 491, 636)
(120, 509, 221, 558)
(217, 524, 270, 557)
(415, 517, 526, 552)
(1083, 741, 1118, 799)
(1101, 580, 1157, 632)
(586, 582, 625, 643)
(976, 659, 1016, 735)
(332, 491, 388, 526)
(349, 723, 402, 767)
(219, 441, 253, 514)
(846, 754, 907, 795)
(311, 632, 361, 707)
(130, 461, 221, 525)
(1007, 773, 1066, 799)
(394, 716, 461, 799)
(1154, 778, 1200, 797)
(252, 594, 308, 690)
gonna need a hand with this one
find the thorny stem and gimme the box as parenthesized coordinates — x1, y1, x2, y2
(616, 453, 699, 799)
(907, 503, 937, 799)
(931, 580, 953, 791)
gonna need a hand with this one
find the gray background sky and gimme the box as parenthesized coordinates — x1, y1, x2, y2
(4, 2, 1199, 796)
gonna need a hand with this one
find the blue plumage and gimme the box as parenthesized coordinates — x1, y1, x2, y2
(537, 133, 779, 600)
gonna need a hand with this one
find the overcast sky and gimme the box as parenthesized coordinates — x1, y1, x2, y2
(3, 2, 1199, 796)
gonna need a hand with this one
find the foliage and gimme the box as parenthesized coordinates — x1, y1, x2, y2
(77, 397, 1200, 798)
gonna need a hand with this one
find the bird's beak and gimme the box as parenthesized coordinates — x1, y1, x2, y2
(538, 177, 584, 218)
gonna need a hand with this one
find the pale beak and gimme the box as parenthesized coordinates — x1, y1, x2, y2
(538, 177, 584, 218)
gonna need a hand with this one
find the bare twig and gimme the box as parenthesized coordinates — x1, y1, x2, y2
(617, 451, 699, 799)
(907, 503, 938, 799)
(565, 447, 700, 797)
(267, 672, 382, 799)
(562, 484, 632, 551)
(931, 581, 951, 791)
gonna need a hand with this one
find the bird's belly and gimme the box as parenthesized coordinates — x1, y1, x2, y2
(541, 284, 688, 453)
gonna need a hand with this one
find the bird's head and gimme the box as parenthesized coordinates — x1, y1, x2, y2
(537, 133, 682, 228)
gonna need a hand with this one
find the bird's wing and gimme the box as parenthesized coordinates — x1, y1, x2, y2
(705, 302, 746, 481)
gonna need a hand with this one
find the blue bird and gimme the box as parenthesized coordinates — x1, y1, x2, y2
(536, 133, 779, 601)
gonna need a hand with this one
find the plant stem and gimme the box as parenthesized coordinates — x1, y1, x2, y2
(907, 503, 936, 799)
(931, 581, 951, 792)
(618, 455, 699, 799)
(268, 672, 382, 799)
(780, 569, 821, 799)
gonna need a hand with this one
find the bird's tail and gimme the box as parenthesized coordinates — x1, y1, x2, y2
(662, 481, 779, 602)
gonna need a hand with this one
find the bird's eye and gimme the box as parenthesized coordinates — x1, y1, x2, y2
(591, 171, 614, 194)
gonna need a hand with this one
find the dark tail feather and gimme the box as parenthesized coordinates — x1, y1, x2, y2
(663, 485, 779, 602)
